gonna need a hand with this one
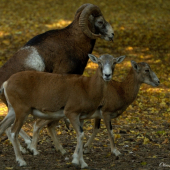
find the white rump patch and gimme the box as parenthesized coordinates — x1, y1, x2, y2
(3, 81, 14, 109)
(22, 46, 45, 72)
(3, 81, 9, 103)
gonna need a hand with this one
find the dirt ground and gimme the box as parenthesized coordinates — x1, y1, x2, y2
(0, 104, 170, 170)
(0, 0, 170, 169)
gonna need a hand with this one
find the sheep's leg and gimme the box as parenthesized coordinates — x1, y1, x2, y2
(67, 113, 88, 169)
(19, 129, 32, 149)
(84, 118, 101, 153)
(103, 113, 120, 156)
(28, 119, 52, 155)
(10, 107, 30, 166)
(6, 127, 27, 154)
(0, 106, 29, 154)
(63, 117, 70, 129)
(47, 120, 66, 155)
(80, 120, 87, 140)
(10, 131, 27, 166)
(80, 120, 90, 142)
(0, 105, 15, 136)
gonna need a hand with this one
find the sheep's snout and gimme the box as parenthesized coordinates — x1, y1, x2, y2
(101, 23, 114, 41)
(104, 73, 112, 81)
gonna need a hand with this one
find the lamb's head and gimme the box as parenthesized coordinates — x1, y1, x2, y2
(88, 54, 125, 81)
(131, 61, 160, 87)
(77, 4, 114, 41)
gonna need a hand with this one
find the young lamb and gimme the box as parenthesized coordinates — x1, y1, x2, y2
(83, 60, 160, 154)
(25, 60, 160, 157)
(0, 3, 114, 149)
(1, 54, 125, 168)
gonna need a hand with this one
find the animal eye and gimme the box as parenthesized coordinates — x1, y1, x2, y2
(145, 70, 149, 72)
(98, 21, 103, 25)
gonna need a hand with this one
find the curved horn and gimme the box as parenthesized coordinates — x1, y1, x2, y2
(79, 4, 102, 39)
(74, 3, 91, 18)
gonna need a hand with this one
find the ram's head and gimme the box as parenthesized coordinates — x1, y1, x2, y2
(76, 3, 114, 41)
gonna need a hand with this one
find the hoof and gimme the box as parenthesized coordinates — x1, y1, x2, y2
(112, 148, 121, 156)
(29, 148, 40, 155)
(61, 149, 67, 155)
(33, 150, 40, 156)
(83, 148, 90, 154)
(80, 160, 88, 169)
(72, 163, 80, 169)
(72, 158, 80, 168)
(20, 147, 28, 154)
(81, 164, 88, 169)
(17, 159, 27, 166)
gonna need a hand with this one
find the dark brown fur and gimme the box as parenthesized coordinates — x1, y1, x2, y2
(0, 13, 95, 87)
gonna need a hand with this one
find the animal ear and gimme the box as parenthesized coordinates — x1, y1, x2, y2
(116, 56, 126, 63)
(131, 60, 140, 72)
(88, 54, 98, 63)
